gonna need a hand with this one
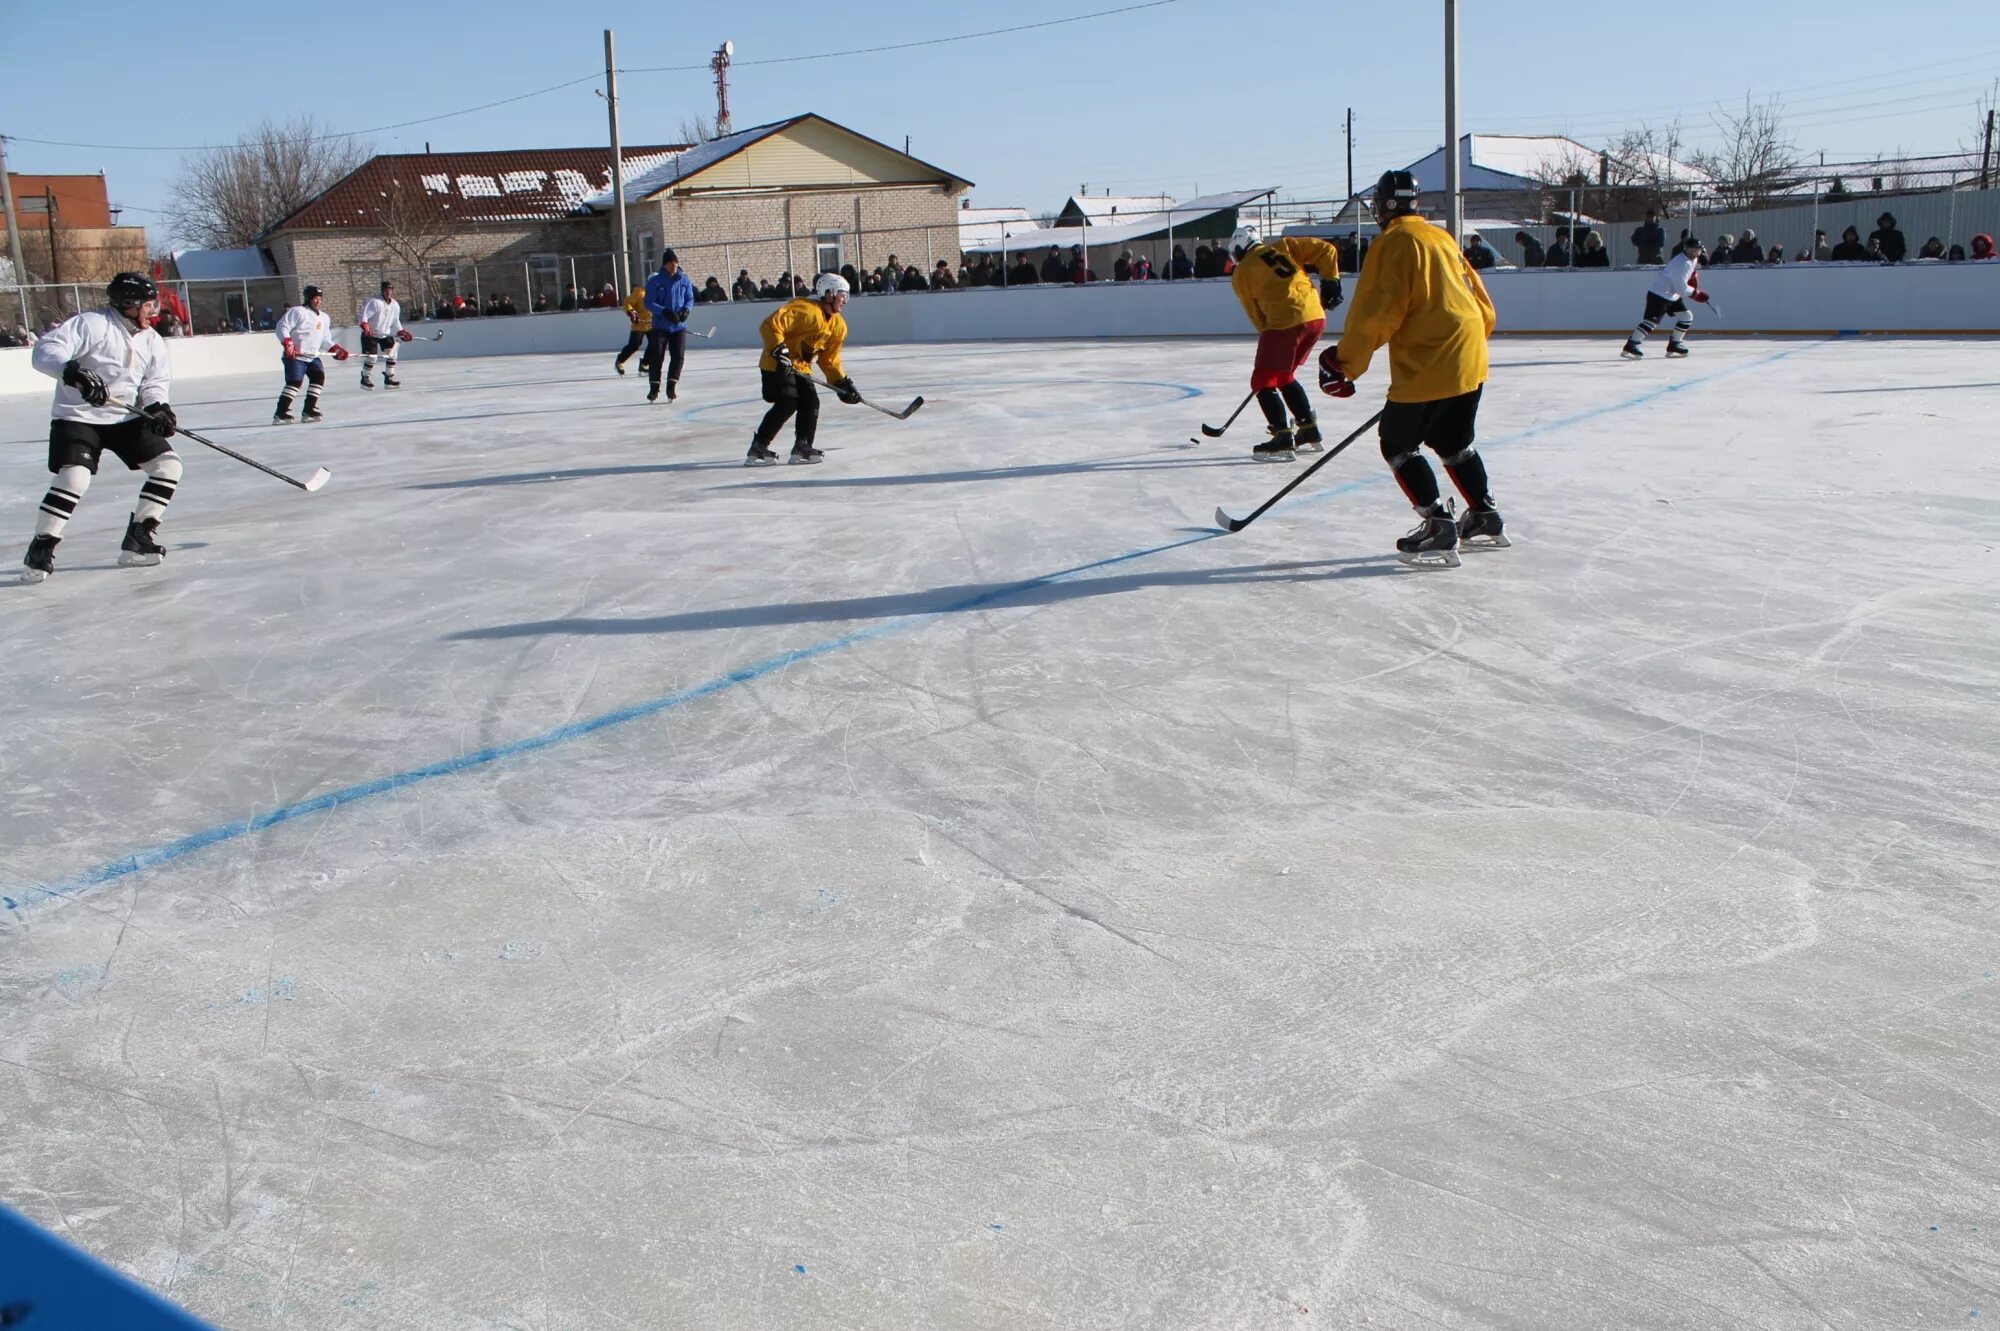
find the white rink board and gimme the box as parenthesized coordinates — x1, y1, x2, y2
(1, 338, 1997, 1330)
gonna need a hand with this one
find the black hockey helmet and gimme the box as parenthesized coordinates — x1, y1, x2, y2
(302, 284, 324, 305)
(107, 271, 158, 309)
(1680, 235, 1703, 253)
(1371, 170, 1420, 223)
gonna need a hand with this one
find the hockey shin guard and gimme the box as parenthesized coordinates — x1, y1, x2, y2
(35, 464, 92, 538)
(276, 385, 300, 415)
(303, 388, 322, 416)
(1255, 387, 1290, 434)
(134, 453, 182, 524)
(1278, 379, 1315, 429)
(1441, 447, 1493, 511)
(1387, 450, 1442, 510)
(1670, 315, 1693, 346)
(362, 352, 378, 374)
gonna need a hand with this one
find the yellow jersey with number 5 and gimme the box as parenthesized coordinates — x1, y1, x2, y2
(1230, 237, 1342, 333)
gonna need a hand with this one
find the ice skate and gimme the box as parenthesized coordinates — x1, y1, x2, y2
(647, 383, 660, 403)
(302, 406, 324, 423)
(383, 371, 399, 388)
(1457, 505, 1511, 549)
(360, 371, 374, 389)
(665, 379, 678, 402)
(745, 443, 780, 467)
(1664, 341, 1690, 358)
(273, 409, 295, 424)
(1253, 427, 1296, 463)
(614, 357, 628, 376)
(1293, 420, 1324, 453)
(20, 534, 58, 584)
(788, 444, 825, 465)
(1396, 501, 1462, 568)
(118, 514, 165, 568)
(1620, 340, 1645, 359)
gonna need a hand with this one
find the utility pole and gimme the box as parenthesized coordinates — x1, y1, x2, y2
(0, 135, 28, 295)
(1345, 108, 1354, 207)
(1976, 107, 1992, 191)
(42, 189, 59, 285)
(1443, 0, 1462, 239)
(604, 29, 629, 294)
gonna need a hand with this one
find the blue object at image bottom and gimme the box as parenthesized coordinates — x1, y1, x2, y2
(1, 1203, 212, 1329)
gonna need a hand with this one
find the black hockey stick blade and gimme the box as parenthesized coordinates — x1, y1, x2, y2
(113, 398, 329, 493)
(872, 395, 923, 420)
(1212, 408, 1384, 534)
(1197, 390, 1256, 440)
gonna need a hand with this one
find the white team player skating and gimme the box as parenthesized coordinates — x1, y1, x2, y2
(273, 286, 349, 422)
(20, 272, 184, 583)
(359, 280, 412, 389)
(1621, 235, 1711, 359)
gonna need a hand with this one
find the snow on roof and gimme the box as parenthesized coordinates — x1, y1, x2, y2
(273, 146, 686, 231)
(962, 189, 1274, 253)
(170, 247, 277, 281)
(957, 207, 1034, 249)
(1061, 194, 1178, 220)
(581, 120, 796, 207)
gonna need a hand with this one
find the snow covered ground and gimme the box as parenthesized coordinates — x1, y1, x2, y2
(1, 336, 1996, 1329)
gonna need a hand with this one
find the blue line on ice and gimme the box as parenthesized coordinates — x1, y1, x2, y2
(4, 342, 1819, 915)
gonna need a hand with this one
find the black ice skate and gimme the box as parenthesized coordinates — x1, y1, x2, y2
(20, 534, 58, 584)
(118, 514, 165, 568)
(383, 371, 399, 388)
(665, 379, 678, 402)
(1253, 428, 1296, 463)
(302, 405, 325, 423)
(1457, 505, 1512, 549)
(647, 383, 660, 403)
(273, 409, 295, 424)
(1620, 340, 1645, 359)
(1396, 501, 1462, 569)
(788, 444, 825, 465)
(1293, 420, 1324, 453)
(614, 356, 628, 376)
(360, 372, 374, 389)
(1664, 342, 1690, 358)
(745, 443, 780, 467)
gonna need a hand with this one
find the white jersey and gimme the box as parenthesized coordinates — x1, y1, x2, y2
(359, 296, 402, 339)
(31, 306, 171, 426)
(276, 305, 335, 358)
(1648, 253, 1700, 303)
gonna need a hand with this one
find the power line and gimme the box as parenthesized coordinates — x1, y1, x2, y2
(618, 0, 1183, 72)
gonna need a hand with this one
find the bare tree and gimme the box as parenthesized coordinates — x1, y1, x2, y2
(1687, 95, 1802, 210)
(167, 116, 371, 249)
(1964, 79, 1999, 185)
(371, 175, 462, 314)
(677, 113, 716, 145)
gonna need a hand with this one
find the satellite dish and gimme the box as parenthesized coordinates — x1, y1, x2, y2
(721, 40, 734, 58)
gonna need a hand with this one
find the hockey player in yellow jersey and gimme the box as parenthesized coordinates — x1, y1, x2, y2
(1228, 226, 1344, 462)
(748, 272, 862, 466)
(613, 285, 650, 376)
(1318, 171, 1506, 567)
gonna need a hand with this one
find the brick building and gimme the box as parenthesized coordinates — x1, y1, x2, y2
(588, 114, 973, 290)
(3, 173, 148, 288)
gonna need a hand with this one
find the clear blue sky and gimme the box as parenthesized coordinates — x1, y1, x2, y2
(3, 0, 1995, 245)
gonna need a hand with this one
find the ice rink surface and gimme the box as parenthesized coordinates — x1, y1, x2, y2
(1, 335, 1997, 1329)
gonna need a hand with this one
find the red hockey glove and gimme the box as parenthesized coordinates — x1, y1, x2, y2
(328, 344, 350, 361)
(396, 329, 414, 343)
(281, 338, 298, 358)
(1317, 347, 1355, 398)
(1691, 289, 1711, 304)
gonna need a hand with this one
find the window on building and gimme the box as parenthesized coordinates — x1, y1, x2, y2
(815, 229, 843, 274)
(638, 232, 658, 274)
(528, 255, 561, 309)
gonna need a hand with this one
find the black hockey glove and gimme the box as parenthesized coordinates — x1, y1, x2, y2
(770, 344, 793, 373)
(140, 402, 178, 438)
(669, 308, 691, 325)
(62, 358, 108, 407)
(1320, 277, 1344, 311)
(832, 376, 863, 406)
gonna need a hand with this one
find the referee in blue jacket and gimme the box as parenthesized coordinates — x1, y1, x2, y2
(642, 250, 697, 402)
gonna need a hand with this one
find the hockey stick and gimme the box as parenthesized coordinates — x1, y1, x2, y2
(1195, 391, 1256, 441)
(1701, 298, 1723, 319)
(1213, 408, 1383, 534)
(112, 399, 329, 493)
(818, 377, 924, 420)
(686, 326, 720, 339)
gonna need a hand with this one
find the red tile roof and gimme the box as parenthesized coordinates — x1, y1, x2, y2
(269, 146, 687, 233)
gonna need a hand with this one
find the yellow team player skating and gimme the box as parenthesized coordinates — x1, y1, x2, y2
(613, 284, 651, 376)
(1317, 170, 1509, 568)
(1226, 223, 1344, 462)
(748, 272, 864, 467)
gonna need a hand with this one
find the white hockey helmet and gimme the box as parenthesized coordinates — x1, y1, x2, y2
(812, 271, 851, 299)
(1231, 223, 1261, 253)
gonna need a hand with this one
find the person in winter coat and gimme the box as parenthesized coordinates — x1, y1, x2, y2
(1917, 236, 1946, 259)
(641, 249, 696, 403)
(1869, 213, 1907, 263)
(1464, 234, 1497, 270)
(1132, 255, 1154, 280)
(1973, 234, 1996, 260)
(900, 264, 929, 291)
(1543, 229, 1573, 268)
(1731, 230, 1764, 265)
(1514, 231, 1545, 268)
(1169, 245, 1194, 280)
(701, 276, 728, 303)
(930, 260, 957, 290)
(733, 270, 758, 301)
(1630, 209, 1667, 264)
(614, 284, 651, 375)
(1577, 231, 1610, 267)
(1040, 247, 1068, 283)
(1007, 255, 1039, 286)
(1829, 225, 1870, 262)
(1707, 234, 1735, 267)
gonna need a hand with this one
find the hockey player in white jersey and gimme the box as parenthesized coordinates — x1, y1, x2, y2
(358, 279, 412, 388)
(1621, 236, 1710, 359)
(273, 285, 349, 422)
(20, 272, 183, 583)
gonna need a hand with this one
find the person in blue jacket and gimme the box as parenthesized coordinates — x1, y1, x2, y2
(642, 249, 697, 402)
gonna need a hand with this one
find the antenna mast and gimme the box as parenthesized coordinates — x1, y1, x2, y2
(711, 42, 734, 136)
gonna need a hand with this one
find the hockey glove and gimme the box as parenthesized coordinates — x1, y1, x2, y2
(140, 402, 178, 438)
(770, 344, 793, 373)
(328, 343, 350, 361)
(282, 338, 298, 358)
(669, 308, 691, 325)
(1320, 277, 1344, 310)
(61, 359, 108, 407)
(1691, 289, 1711, 304)
(1316, 348, 1355, 398)
(832, 376, 863, 406)
(396, 329, 414, 343)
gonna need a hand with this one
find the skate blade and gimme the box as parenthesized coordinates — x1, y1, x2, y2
(1398, 548, 1462, 569)
(1461, 533, 1513, 549)
(117, 551, 163, 568)
(745, 457, 778, 468)
(787, 454, 823, 465)
(1252, 451, 1296, 464)
(19, 567, 50, 584)
(1295, 443, 1323, 453)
